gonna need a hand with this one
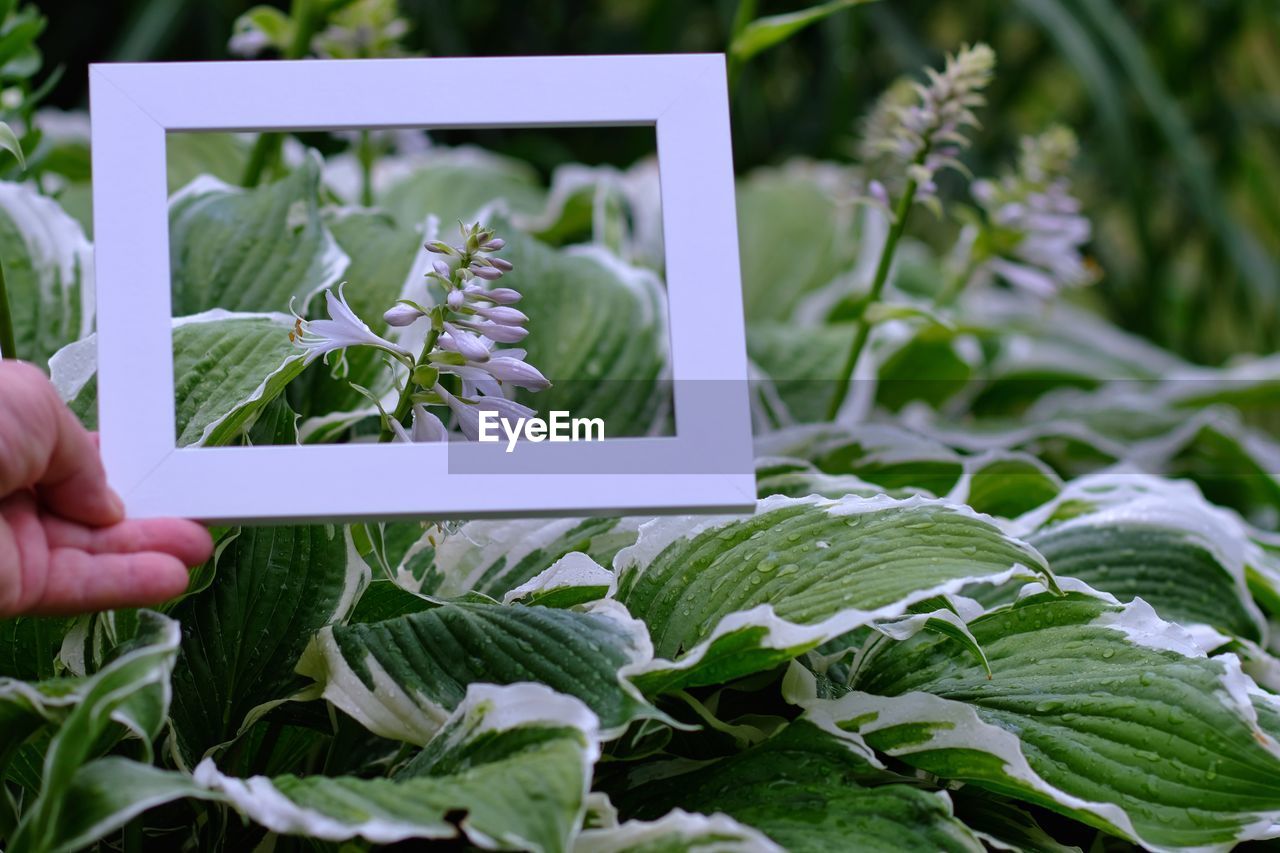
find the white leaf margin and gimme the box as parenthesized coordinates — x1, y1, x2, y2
(0, 180, 95, 350)
(49, 309, 307, 448)
(574, 808, 783, 853)
(615, 493, 1050, 686)
(1008, 470, 1272, 644)
(503, 550, 617, 605)
(295, 595, 656, 745)
(796, 585, 1280, 853)
(167, 150, 350, 316)
(192, 682, 600, 846)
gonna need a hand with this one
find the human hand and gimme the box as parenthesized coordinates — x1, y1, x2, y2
(0, 360, 212, 617)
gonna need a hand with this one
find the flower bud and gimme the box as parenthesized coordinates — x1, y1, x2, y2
(426, 241, 454, 255)
(482, 238, 506, 251)
(433, 259, 451, 278)
(383, 303, 425, 327)
(462, 320, 528, 343)
(442, 324, 491, 361)
(471, 265, 504, 281)
(490, 257, 514, 272)
(475, 305, 528, 325)
(484, 356, 551, 391)
(447, 289, 465, 311)
(479, 287, 522, 304)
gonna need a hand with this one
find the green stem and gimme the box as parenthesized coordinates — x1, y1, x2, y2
(726, 0, 758, 89)
(378, 327, 441, 443)
(240, 0, 321, 188)
(672, 690, 765, 748)
(240, 133, 282, 188)
(0, 257, 16, 359)
(825, 176, 920, 420)
(123, 817, 142, 853)
(357, 130, 375, 207)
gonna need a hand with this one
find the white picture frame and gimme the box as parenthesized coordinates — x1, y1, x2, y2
(89, 54, 755, 523)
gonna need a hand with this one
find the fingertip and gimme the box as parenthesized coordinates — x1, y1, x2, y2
(172, 519, 215, 566)
(142, 518, 214, 566)
(147, 555, 194, 601)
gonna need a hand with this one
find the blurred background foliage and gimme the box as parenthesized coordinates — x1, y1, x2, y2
(33, 0, 1280, 364)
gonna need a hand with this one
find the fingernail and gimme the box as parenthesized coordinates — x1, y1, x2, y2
(108, 490, 127, 520)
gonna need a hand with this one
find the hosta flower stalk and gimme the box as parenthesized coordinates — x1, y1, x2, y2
(290, 223, 547, 443)
(827, 43, 995, 420)
(943, 125, 1097, 302)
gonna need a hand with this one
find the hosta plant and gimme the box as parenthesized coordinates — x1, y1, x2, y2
(1, 35, 1279, 853)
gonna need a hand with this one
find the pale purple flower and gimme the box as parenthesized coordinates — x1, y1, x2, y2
(291, 284, 412, 366)
(477, 394, 537, 423)
(436, 386, 482, 440)
(442, 364, 504, 398)
(441, 323, 492, 362)
(970, 126, 1096, 297)
(457, 320, 528, 343)
(390, 404, 448, 443)
(389, 222, 549, 442)
(860, 44, 995, 206)
(481, 356, 550, 391)
(475, 286, 522, 304)
(471, 304, 528, 325)
(470, 264, 504, 281)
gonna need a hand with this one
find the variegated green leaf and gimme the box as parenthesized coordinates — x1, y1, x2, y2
(755, 424, 964, 496)
(620, 720, 982, 852)
(0, 181, 92, 365)
(810, 589, 1280, 851)
(165, 132, 251, 194)
(168, 152, 347, 316)
(169, 522, 368, 766)
(736, 164, 860, 322)
(1006, 473, 1270, 643)
(50, 311, 306, 445)
(948, 451, 1063, 519)
(379, 148, 546, 228)
(754, 457, 913, 500)
(615, 494, 1051, 693)
(48, 757, 220, 853)
(430, 516, 642, 598)
(575, 810, 782, 853)
(195, 683, 598, 851)
(7, 612, 181, 853)
(298, 599, 661, 743)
